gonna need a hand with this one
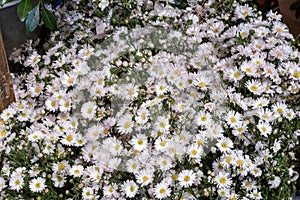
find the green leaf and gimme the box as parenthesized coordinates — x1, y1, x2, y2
(41, 6, 57, 30)
(17, 0, 32, 22)
(25, 4, 40, 33)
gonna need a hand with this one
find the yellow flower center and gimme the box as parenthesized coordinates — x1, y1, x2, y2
(130, 186, 135, 192)
(66, 134, 73, 142)
(219, 177, 227, 184)
(123, 121, 131, 129)
(159, 188, 166, 194)
(184, 175, 190, 182)
(35, 183, 41, 188)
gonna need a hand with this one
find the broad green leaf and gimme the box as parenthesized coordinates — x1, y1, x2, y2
(41, 6, 57, 30)
(25, 4, 40, 33)
(17, 0, 32, 22)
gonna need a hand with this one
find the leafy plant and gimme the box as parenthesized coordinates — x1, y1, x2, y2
(1, 0, 60, 33)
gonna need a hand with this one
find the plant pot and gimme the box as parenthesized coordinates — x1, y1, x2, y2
(278, 0, 300, 37)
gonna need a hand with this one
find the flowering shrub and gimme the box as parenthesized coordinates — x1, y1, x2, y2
(1, 0, 300, 199)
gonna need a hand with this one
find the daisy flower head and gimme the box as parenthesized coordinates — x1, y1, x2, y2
(9, 175, 24, 191)
(215, 172, 232, 189)
(136, 170, 153, 186)
(241, 61, 258, 77)
(59, 97, 72, 112)
(0, 106, 16, 121)
(218, 188, 230, 198)
(216, 137, 234, 153)
(178, 169, 196, 188)
(235, 4, 253, 19)
(136, 107, 149, 125)
(45, 98, 59, 112)
(256, 120, 272, 137)
(248, 189, 263, 199)
(61, 72, 78, 87)
(289, 65, 300, 81)
(242, 179, 257, 191)
(69, 165, 84, 177)
(103, 137, 123, 156)
(272, 102, 287, 117)
(245, 79, 264, 95)
(51, 174, 66, 188)
(61, 132, 77, 146)
(228, 67, 244, 82)
(187, 143, 203, 160)
(193, 75, 211, 91)
(24, 51, 41, 67)
(52, 160, 70, 174)
(0, 177, 6, 191)
(154, 116, 170, 133)
(122, 83, 139, 100)
(226, 110, 242, 128)
(29, 177, 46, 193)
(126, 159, 140, 173)
(154, 136, 169, 151)
(130, 134, 148, 151)
(155, 82, 169, 95)
(80, 101, 97, 120)
(122, 180, 138, 198)
(154, 182, 171, 199)
(157, 156, 173, 171)
(82, 187, 94, 200)
(117, 114, 134, 134)
(195, 111, 212, 127)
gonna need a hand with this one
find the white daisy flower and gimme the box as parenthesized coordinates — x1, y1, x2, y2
(126, 159, 140, 173)
(216, 137, 234, 153)
(178, 169, 196, 188)
(256, 120, 272, 137)
(51, 174, 66, 188)
(136, 170, 153, 186)
(245, 79, 264, 95)
(103, 183, 118, 198)
(157, 156, 173, 171)
(9, 175, 24, 191)
(154, 116, 170, 133)
(122, 180, 138, 198)
(29, 177, 46, 193)
(130, 134, 148, 151)
(154, 182, 171, 199)
(215, 172, 232, 188)
(69, 165, 84, 177)
(195, 111, 212, 127)
(187, 143, 203, 159)
(81, 101, 97, 120)
(0, 177, 6, 191)
(117, 114, 133, 134)
(226, 110, 242, 128)
(248, 189, 263, 199)
(82, 187, 94, 200)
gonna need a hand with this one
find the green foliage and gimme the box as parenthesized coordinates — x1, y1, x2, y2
(25, 4, 40, 33)
(1, 0, 59, 32)
(41, 4, 57, 30)
(17, 0, 32, 22)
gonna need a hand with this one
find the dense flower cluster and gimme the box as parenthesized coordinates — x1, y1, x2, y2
(1, 0, 300, 199)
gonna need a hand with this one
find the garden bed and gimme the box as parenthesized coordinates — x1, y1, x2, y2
(1, 0, 300, 199)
